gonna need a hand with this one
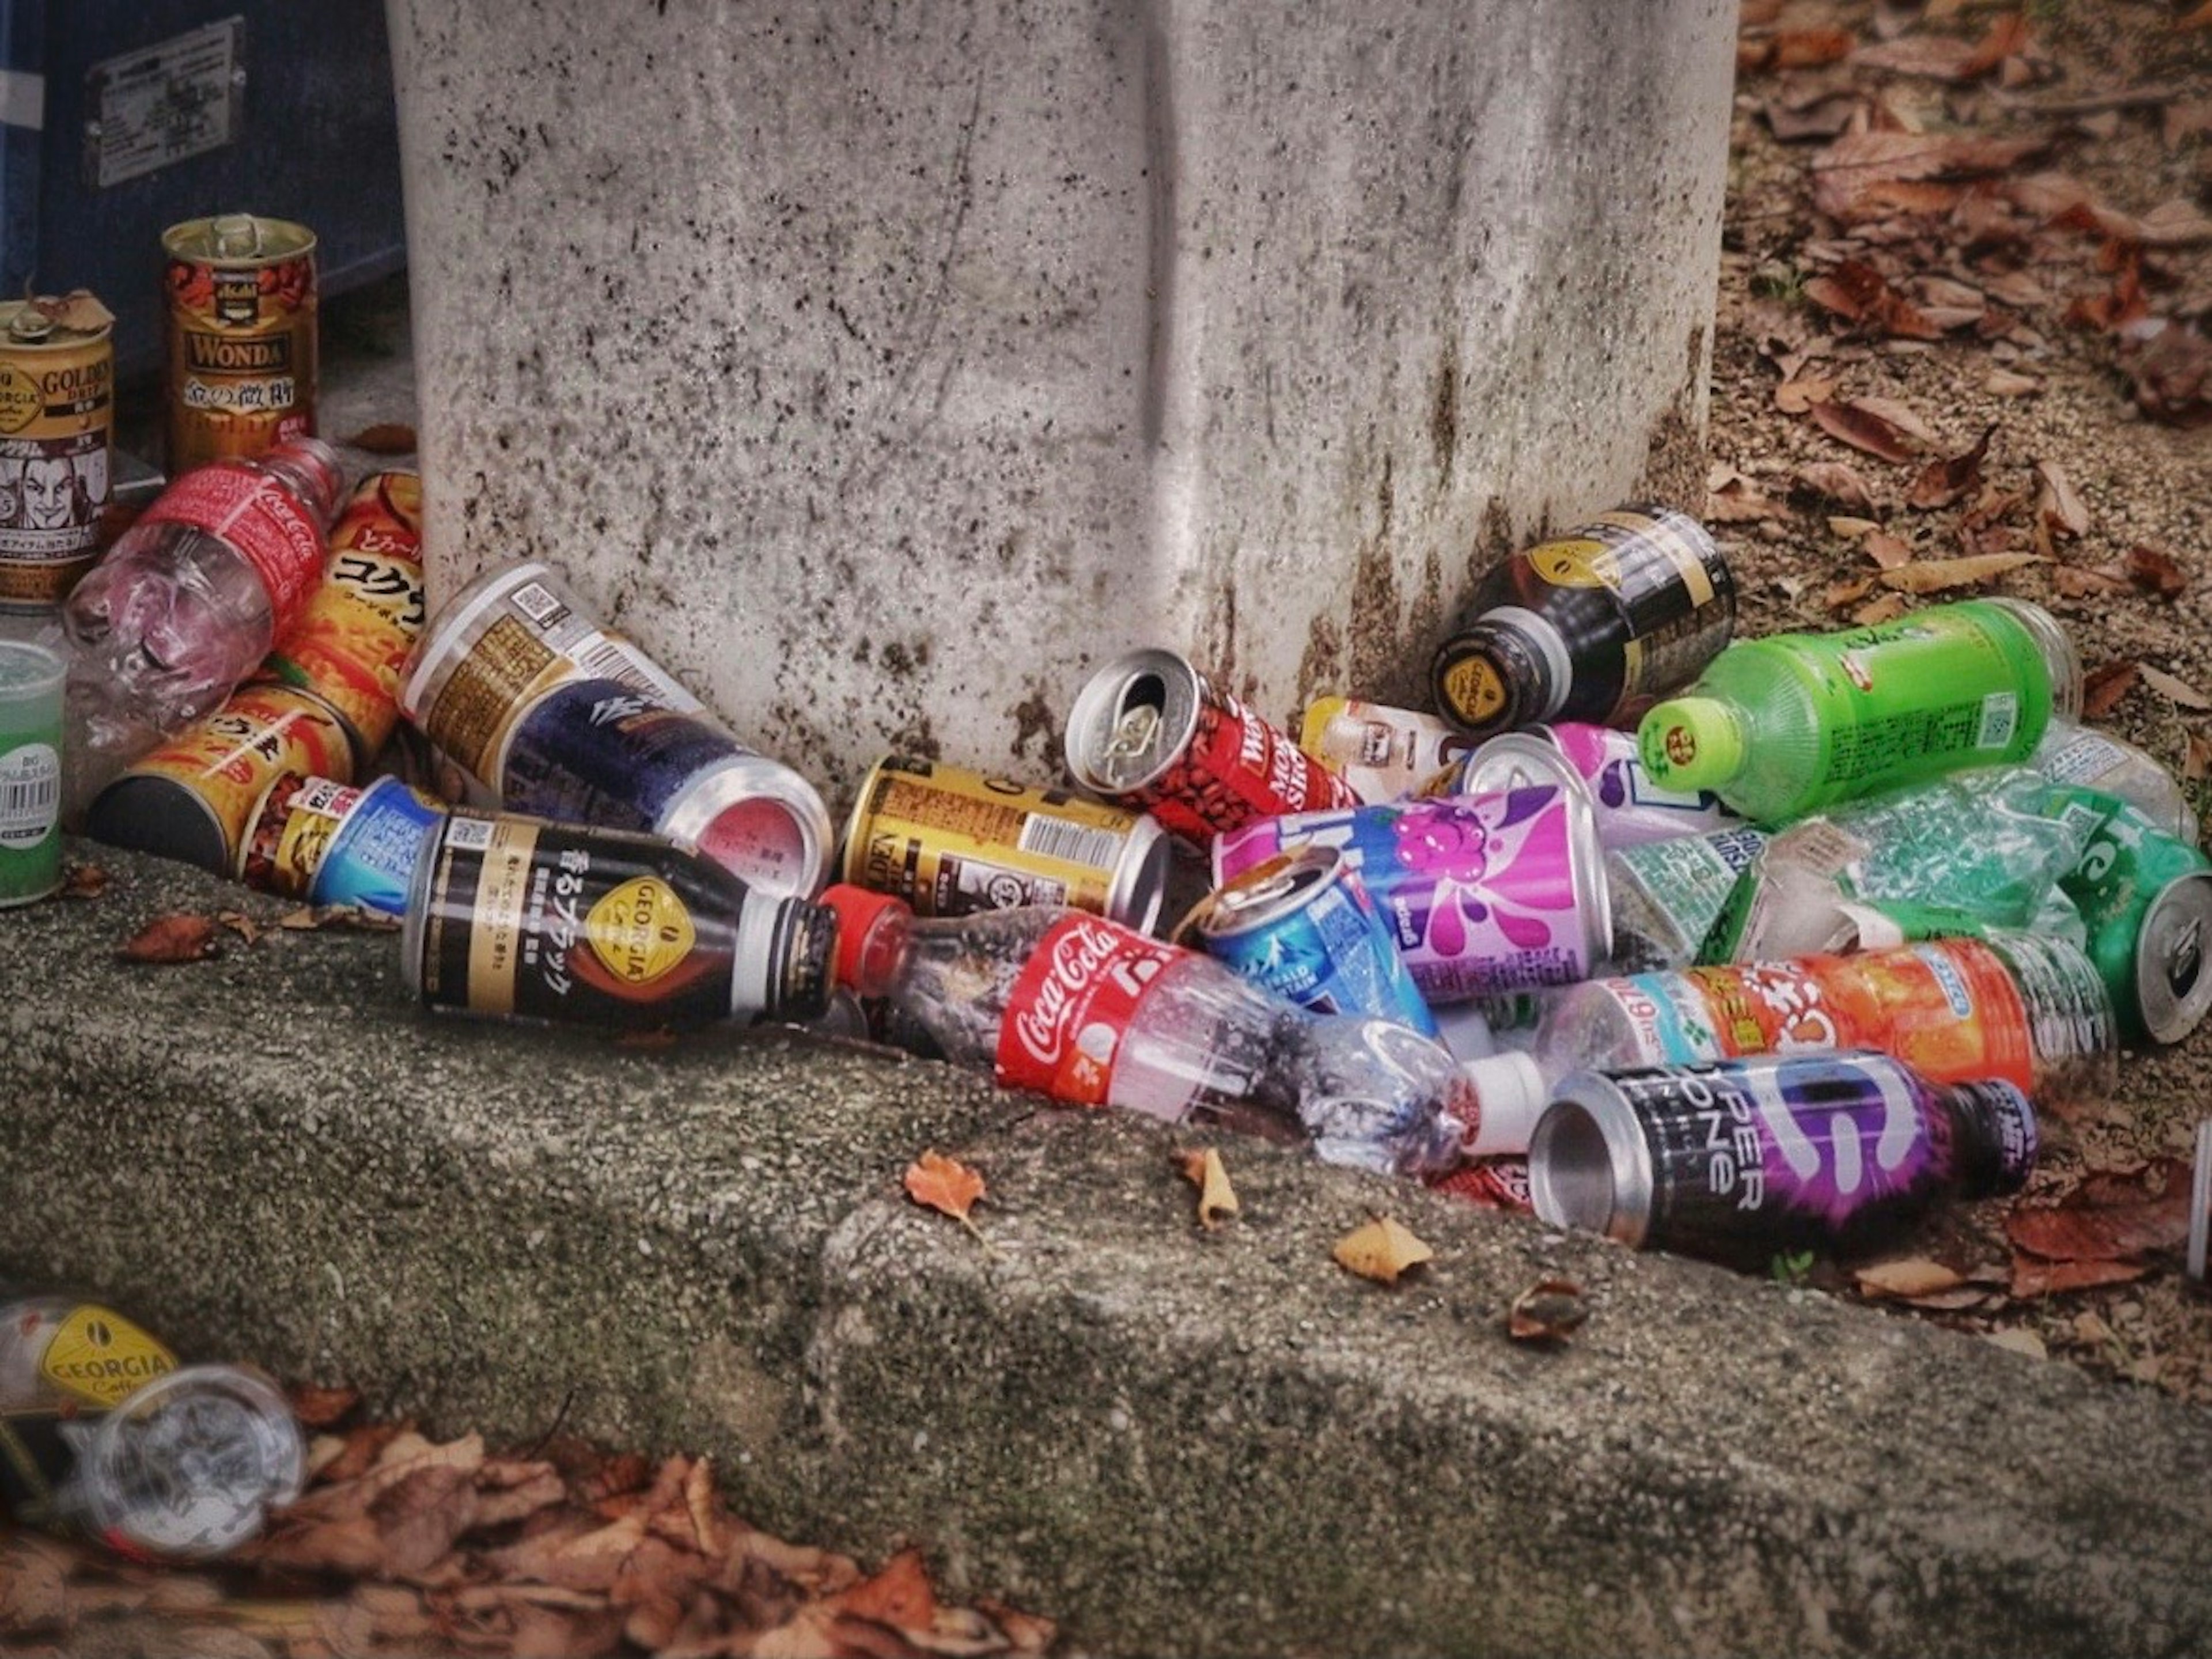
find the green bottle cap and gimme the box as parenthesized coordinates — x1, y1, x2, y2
(1638, 696, 1744, 789)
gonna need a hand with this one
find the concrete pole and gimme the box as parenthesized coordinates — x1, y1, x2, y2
(387, 0, 1736, 797)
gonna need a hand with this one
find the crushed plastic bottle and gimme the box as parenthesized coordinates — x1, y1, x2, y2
(0, 1296, 304, 1559)
(1637, 597, 2081, 822)
(61, 437, 344, 812)
(821, 884, 1473, 1175)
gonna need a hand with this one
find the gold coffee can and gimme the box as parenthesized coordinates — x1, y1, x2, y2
(163, 214, 319, 472)
(0, 293, 115, 612)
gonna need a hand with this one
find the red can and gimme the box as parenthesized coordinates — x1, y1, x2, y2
(1063, 648, 1358, 847)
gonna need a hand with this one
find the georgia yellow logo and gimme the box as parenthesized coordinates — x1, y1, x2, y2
(1443, 658, 1509, 725)
(1524, 536, 1616, 589)
(0, 363, 41, 434)
(585, 876, 696, 985)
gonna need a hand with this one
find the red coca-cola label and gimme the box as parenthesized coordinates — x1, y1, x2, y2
(1137, 678, 1361, 844)
(995, 914, 1181, 1106)
(138, 463, 327, 635)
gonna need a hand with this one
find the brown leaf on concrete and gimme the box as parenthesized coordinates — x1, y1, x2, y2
(1880, 552, 2043, 593)
(1775, 376, 1836, 413)
(837, 1547, 942, 1633)
(288, 1383, 361, 1430)
(2118, 319, 2212, 425)
(0, 1540, 69, 1636)
(1805, 259, 1944, 339)
(117, 912, 220, 964)
(904, 1150, 988, 1246)
(1862, 531, 1914, 570)
(2008, 1157, 2192, 1262)
(1853, 1257, 1966, 1300)
(2033, 459, 2089, 536)
(1808, 399, 1924, 463)
(371, 1462, 480, 1577)
(1774, 28, 1857, 67)
(471, 1464, 570, 1532)
(2124, 544, 2189, 601)
(2010, 1255, 2152, 1298)
(1958, 10, 2032, 79)
(2081, 661, 2141, 719)
(1333, 1216, 1433, 1285)
(1766, 92, 1867, 142)
(1811, 131, 2045, 221)
(2053, 565, 2131, 599)
(1906, 423, 1995, 508)
(2187, 732, 2212, 783)
(1853, 591, 1911, 627)
(1179, 1147, 1241, 1230)
(1706, 475, 1788, 522)
(345, 422, 419, 454)
(1853, 33, 1980, 81)
(1794, 460, 1881, 510)
(59, 861, 108, 899)
(1508, 1278, 1589, 1343)
(1984, 367, 2043, 396)
(276, 903, 403, 932)
(2139, 664, 2212, 711)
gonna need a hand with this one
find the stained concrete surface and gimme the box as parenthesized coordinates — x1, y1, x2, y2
(4, 843, 2211, 1659)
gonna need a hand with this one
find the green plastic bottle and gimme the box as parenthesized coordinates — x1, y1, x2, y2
(1635, 599, 2082, 823)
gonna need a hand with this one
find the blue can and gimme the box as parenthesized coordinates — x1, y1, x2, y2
(238, 772, 446, 918)
(1185, 843, 1438, 1035)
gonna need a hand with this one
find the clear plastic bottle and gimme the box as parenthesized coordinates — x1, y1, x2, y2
(0, 1296, 304, 1559)
(1636, 597, 2082, 823)
(61, 437, 344, 808)
(1464, 932, 2115, 1136)
(2032, 717, 2199, 843)
(821, 884, 1473, 1175)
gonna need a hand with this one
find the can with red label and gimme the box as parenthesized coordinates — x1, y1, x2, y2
(842, 754, 1170, 927)
(85, 683, 355, 874)
(163, 214, 318, 472)
(1065, 648, 1359, 847)
(402, 810, 836, 1029)
(256, 471, 425, 770)
(0, 294, 113, 614)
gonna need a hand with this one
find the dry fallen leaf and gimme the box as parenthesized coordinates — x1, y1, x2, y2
(2139, 664, 2212, 712)
(1853, 1257, 1965, 1300)
(1332, 1216, 1433, 1285)
(2118, 319, 2212, 426)
(1879, 552, 2043, 593)
(276, 903, 404, 933)
(1862, 531, 1914, 570)
(118, 912, 221, 964)
(346, 422, 419, 454)
(1905, 424, 1994, 509)
(2082, 661, 2142, 719)
(216, 910, 263, 946)
(2010, 1256, 2151, 1298)
(1984, 368, 2043, 397)
(1805, 259, 1942, 339)
(1808, 398, 1925, 463)
(1794, 460, 1880, 510)
(2033, 459, 2089, 537)
(1984, 1327, 2048, 1360)
(2053, 564, 2131, 599)
(903, 1151, 987, 1243)
(2124, 544, 2189, 601)
(60, 862, 109, 899)
(290, 1384, 363, 1430)
(1179, 1147, 1241, 1230)
(1507, 1278, 1589, 1343)
(2186, 731, 2212, 783)
(1810, 130, 2046, 221)
(2008, 1158, 2192, 1263)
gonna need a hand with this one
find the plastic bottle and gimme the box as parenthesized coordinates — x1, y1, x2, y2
(0, 1296, 304, 1558)
(61, 437, 344, 808)
(2032, 717, 2198, 843)
(1429, 506, 1736, 738)
(1526, 1052, 2037, 1259)
(821, 884, 1474, 1174)
(1298, 695, 1472, 801)
(1463, 932, 2115, 1145)
(1636, 597, 2082, 823)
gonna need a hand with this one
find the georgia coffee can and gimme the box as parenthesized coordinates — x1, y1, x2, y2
(86, 683, 354, 875)
(256, 471, 425, 770)
(1065, 648, 1358, 847)
(162, 214, 318, 471)
(0, 294, 113, 613)
(402, 811, 834, 1029)
(842, 754, 1170, 927)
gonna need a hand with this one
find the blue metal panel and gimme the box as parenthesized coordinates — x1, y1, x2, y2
(2, 0, 406, 376)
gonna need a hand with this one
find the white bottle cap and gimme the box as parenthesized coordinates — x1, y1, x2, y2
(1460, 1051, 1552, 1157)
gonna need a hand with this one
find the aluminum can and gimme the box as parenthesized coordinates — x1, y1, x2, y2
(498, 678, 831, 897)
(163, 214, 317, 471)
(402, 559, 709, 791)
(1065, 647, 1358, 847)
(1211, 787, 1611, 1005)
(401, 810, 835, 1029)
(2053, 792, 2212, 1045)
(237, 771, 446, 915)
(1179, 844, 1438, 1035)
(86, 683, 354, 874)
(0, 295, 113, 612)
(1455, 722, 1742, 849)
(1527, 1052, 2037, 1257)
(256, 471, 425, 770)
(1298, 695, 1474, 803)
(843, 753, 1169, 927)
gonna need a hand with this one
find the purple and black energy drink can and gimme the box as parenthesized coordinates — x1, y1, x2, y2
(1526, 1051, 2037, 1259)
(1180, 843, 1438, 1036)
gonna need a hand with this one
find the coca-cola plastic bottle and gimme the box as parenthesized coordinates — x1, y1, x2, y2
(821, 884, 1474, 1175)
(61, 437, 344, 809)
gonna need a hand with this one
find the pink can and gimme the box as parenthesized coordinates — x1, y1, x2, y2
(1210, 790, 1611, 1004)
(1455, 722, 1742, 850)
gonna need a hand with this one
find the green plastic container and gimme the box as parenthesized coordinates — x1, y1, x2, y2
(1636, 599, 2081, 824)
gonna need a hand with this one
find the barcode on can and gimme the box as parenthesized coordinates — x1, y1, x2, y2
(568, 634, 703, 713)
(446, 815, 497, 852)
(1018, 816, 1124, 872)
(1978, 691, 2018, 751)
(3, 775, 56, 816)
(510, 581, 566, 625)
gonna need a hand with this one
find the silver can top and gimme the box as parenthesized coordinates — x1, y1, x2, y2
(1180, 843, 1343, 945)
(1527, 1073, 1656, 1247)
(1064, 647, 1203, 797)
(2135, 870, 2212, 1046)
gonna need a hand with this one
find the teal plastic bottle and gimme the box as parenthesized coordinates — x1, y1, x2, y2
(1636, 599, 2081, 823)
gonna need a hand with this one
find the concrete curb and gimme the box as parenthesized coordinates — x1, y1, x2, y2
(6, 843, 2210, 1657)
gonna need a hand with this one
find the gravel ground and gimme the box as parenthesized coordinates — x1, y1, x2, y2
(1715, 0, 2212, 1401)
